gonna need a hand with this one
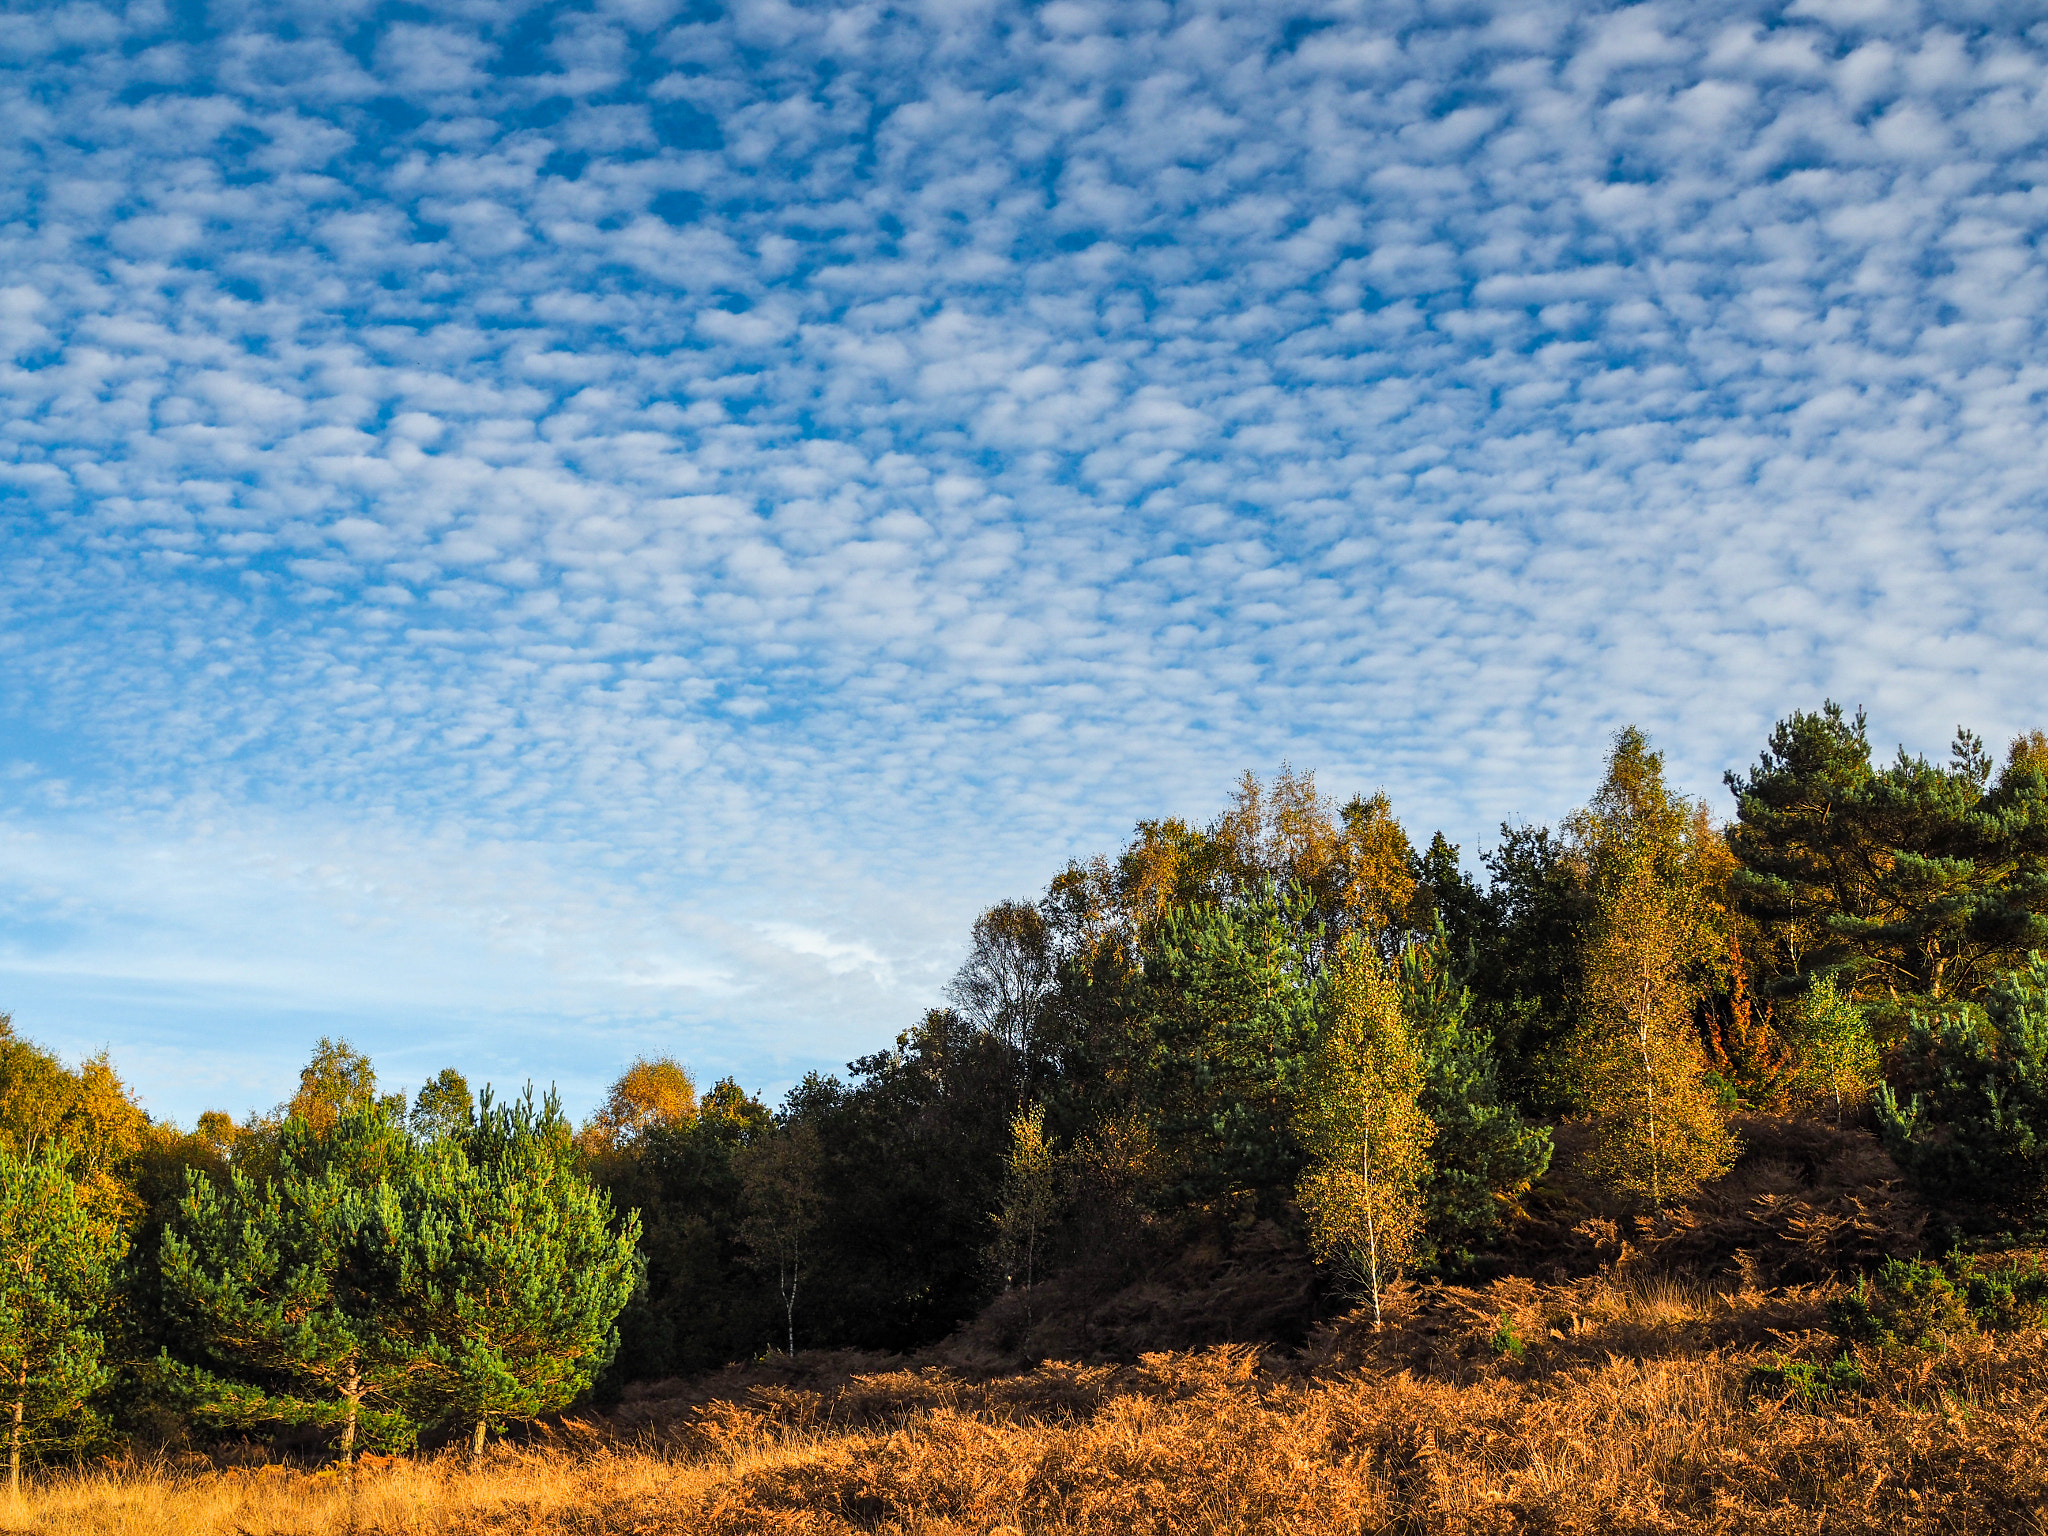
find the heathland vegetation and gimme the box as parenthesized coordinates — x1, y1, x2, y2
(10, 701, 2048, 1531)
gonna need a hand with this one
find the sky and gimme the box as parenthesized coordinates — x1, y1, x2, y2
(4, 0, 2047, 1127)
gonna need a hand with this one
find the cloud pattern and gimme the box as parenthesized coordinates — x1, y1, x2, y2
(3, 0, 2047, 1120)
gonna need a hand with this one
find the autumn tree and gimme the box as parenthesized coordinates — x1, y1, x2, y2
(1295, 935, 1433, 1327)
(0, 1148, 124, 1499)
(0, 1020, 147, 1221)
(988, 1103, 1064, 1302)
(1564, 729, 1738, 1205)
(578, 1057, 698, 1162)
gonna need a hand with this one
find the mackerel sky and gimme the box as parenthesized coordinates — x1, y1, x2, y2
(4, 0, 2046, 1125)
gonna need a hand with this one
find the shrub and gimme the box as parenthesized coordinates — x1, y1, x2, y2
(1748, 1351, 1867, 1407)
(1830, 1258, 1975, 1351)
(1957, 1255, 2048, 1333)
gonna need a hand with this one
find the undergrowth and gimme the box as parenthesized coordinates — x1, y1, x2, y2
(16, 1268, 2048, 1535)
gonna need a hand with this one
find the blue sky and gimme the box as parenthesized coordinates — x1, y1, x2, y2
(4, 0, 2047, 1126)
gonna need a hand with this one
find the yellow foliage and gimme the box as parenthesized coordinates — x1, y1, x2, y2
(1295, 937, 1432, 1324)
(580, 1057, 699, 1155)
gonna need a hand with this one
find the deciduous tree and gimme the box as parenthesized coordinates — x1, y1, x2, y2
(737, 1123, 824, 1357)
(988, 1103, 1063, 1302)
(1295, 936, 1433, 1327)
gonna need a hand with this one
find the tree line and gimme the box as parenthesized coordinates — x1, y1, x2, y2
(6, 702, 2048, 1477)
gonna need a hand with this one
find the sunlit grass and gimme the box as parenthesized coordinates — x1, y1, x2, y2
(17, 1272, 2048, 1534)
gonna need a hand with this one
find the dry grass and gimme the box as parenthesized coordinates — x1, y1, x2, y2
(15, 1273, 2048, 1535)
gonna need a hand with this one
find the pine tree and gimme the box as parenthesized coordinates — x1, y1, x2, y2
(1295, 935, 1433, 1327)
(0, 1149, 123, 1499)
(1145, 884, 1321, 1203)
(367, 1090, 640, 1458)
(1396, 928, 1551, 1269)
(1876, 954, 2048, 1230)
(158, 1105, 424, 1466)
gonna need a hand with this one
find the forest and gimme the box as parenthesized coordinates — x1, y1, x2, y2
(10, 700, 2048, 1532)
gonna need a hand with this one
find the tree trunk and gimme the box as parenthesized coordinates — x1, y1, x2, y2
(471, 1417, 488, 1460)
(9, 1381, 21, 1504)
(338, 1371, 360, 1469)
(1638, 1021, 1661, 1207)
(1361, 1119, 1381, 1330)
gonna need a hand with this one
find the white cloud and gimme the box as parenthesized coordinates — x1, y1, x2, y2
(3, 0, 2048, 1122)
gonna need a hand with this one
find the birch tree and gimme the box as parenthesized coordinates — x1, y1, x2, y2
(737, 1123, 824, 1357)
(1294, 935, 1433, 1327)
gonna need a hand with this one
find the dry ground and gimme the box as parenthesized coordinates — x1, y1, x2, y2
(16, 1268, 2048, 1536)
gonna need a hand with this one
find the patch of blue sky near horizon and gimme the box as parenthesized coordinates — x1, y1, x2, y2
(3, 0, 2048, 1123)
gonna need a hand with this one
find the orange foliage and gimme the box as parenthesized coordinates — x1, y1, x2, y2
(24, 1272, 2048, 1534)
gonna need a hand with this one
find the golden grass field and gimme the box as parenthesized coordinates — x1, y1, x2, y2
(14, 1267, 2048, 1535)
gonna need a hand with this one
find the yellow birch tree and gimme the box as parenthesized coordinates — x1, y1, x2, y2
(1295, 936, 1433, 1327)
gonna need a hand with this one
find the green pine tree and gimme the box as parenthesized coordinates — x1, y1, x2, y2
(1, 1148, 124, 1499)
(1144, 884, 1321, 1204)
(367, 1089, 640, 1457)
(158, 1105, 425, 1466)
(1877, 954, 2048, 1230)
(1396, 927, 1552, 1269)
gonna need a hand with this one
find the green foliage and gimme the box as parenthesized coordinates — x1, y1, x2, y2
(1957, 1254, 2048, 1332)
(365, 1089, 639, 1456)
(287, 1037, 386, 1133)
(587, 1078, 775, 1383)
(1785, 975, 1879, 1126)
(1829, 1253, 2048, 1356)
(1145, 885, 1321, 1205)
(1487, 1313, 1524, 1361)
(1295, 936, 1433, 1326)
(1829, 1258, 1975, 1351)
(1465, 826, 1592, 1114)
(1876, 954, 2048, 1230)
(157, 1106, 426, 1463)
(1726, 704, 2048, 1010)
(0, 1148, 125, 1494)
(1396, 929, 1551, 1271)
(410, 1070, 474, 1143)
(1748, 1352, 1867, 1407)
(988, 1103, 1064, 1297)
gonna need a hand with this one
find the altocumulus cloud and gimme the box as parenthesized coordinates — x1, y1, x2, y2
(3, 0, 2046, 1122)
